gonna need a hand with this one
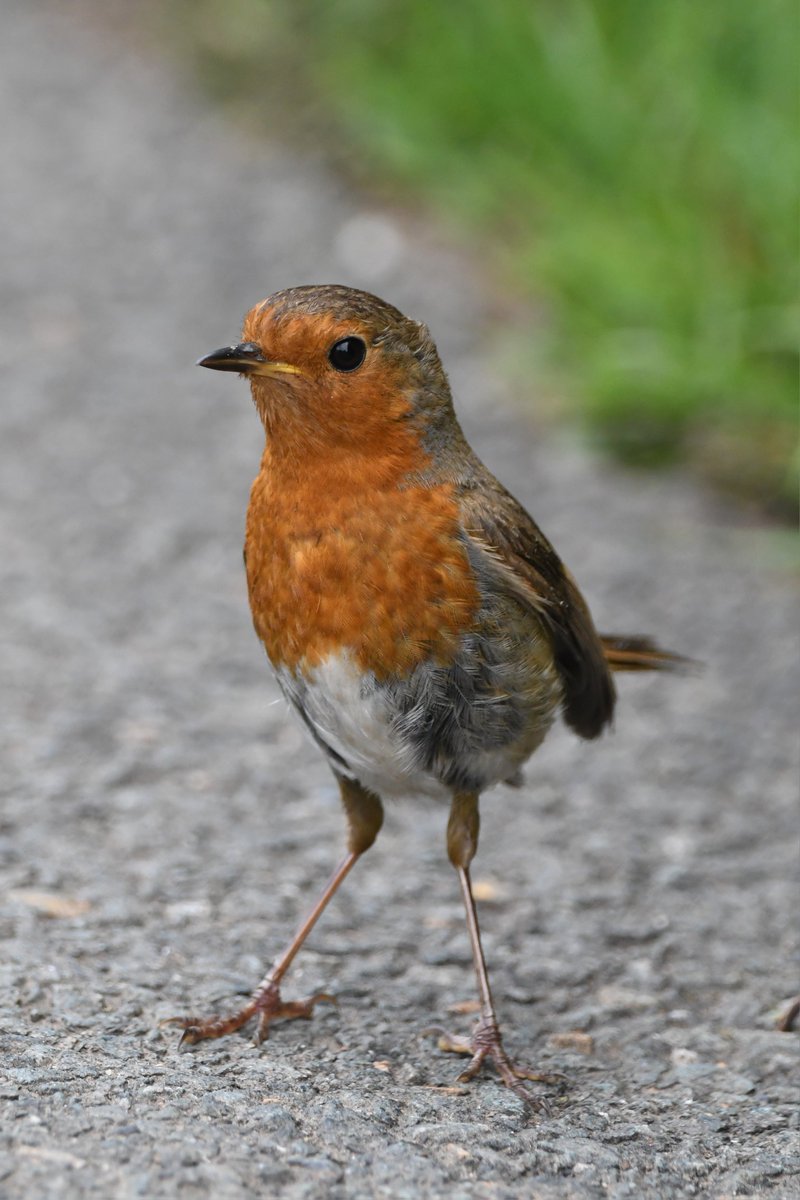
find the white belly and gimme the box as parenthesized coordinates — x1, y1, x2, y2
(275, 644, 560, 800)
(277, 652, 452, 799)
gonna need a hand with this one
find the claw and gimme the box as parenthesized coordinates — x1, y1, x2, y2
(177, 1023, 224, 1048)
(428, 1014, 565, 1108)
(253, 991, 334, 1044)
(165, 983, 335, 1047)
(423, 1024, 475, 1056)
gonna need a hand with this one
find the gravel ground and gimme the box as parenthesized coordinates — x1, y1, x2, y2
(1, 3, 798, 1197)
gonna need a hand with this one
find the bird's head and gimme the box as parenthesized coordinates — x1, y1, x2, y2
(198, 285, 458, 463)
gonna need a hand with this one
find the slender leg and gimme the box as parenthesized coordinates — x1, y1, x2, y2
(166, 776, 383, 1046)
(431, 792, 564, 1105)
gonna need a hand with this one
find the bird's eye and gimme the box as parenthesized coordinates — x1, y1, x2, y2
(328, 337, 366, 372)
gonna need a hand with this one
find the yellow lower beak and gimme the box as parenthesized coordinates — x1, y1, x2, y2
(198, 343, 305, 378)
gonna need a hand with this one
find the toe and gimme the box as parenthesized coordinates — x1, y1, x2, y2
(424, 1024, 476, 1056)
(513, 1065, 567, 1088)
(254, 1010, 272, 1045)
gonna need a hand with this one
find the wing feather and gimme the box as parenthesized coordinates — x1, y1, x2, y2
(457, 468, 616, 740)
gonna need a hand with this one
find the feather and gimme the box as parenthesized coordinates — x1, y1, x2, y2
(600, 634, 693, 673)
(457, 463, 616, 741)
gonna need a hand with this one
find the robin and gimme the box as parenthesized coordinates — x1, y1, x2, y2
(169, 284, 682, 1104)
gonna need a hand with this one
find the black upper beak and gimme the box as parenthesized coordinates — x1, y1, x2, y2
(197, 342, 267, 373)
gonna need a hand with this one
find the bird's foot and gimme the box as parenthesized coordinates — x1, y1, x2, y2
(164, 978, 335, 1046)
(428, 1014, 565, 1108)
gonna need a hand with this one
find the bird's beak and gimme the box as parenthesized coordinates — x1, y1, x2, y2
(197, 342, 305, 378)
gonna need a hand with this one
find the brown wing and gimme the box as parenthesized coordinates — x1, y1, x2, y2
(458, 468, 616, 740)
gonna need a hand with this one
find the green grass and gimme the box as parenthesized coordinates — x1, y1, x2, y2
(166, 0, 799, 515)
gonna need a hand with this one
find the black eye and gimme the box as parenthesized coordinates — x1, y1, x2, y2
(328, 336, 366, 372)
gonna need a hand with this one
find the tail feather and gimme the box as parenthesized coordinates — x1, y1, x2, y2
(600, 633, 693, 673)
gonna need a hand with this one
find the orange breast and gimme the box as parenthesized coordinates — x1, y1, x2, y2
(245, 454, 479, 680)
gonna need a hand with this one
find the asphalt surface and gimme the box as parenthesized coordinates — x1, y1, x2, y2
(1, 3, 798, 1197)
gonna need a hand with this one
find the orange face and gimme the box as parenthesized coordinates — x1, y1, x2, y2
(257, 314, 401, 443)
(204, 288, 434, 466)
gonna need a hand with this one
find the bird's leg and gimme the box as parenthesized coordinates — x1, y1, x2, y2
(166, 777, 383, 1046)
(429, 792, 564, 1106)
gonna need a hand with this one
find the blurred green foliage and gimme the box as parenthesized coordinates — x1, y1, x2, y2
(170, 0, 798, 515)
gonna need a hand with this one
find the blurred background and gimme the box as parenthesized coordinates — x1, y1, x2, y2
(149, 0, 798, 520)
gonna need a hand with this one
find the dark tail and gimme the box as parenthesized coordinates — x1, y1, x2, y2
(600, 634, 693, 673)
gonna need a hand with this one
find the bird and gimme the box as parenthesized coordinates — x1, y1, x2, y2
(168, 284, 683, 1104)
